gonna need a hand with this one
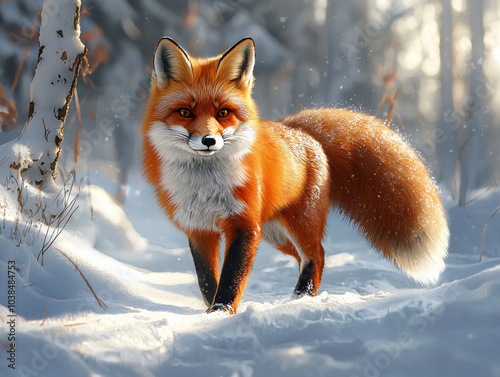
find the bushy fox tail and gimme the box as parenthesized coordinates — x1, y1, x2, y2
(283, 108, 449, 285)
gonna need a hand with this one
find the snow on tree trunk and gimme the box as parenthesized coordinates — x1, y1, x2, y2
(0, 0, 86, 186)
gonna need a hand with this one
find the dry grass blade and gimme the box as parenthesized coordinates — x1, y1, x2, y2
(68, 86, 92, 129)
(72, 89, 83, 163)
(64, 322, 88, 327)
(385, 88, 399, 123)
(56, 249, 108, 309)
(38, 197, 79, 264)
(38, 171, 80, 264)
(0, 83, 17, 131)
(12, 11, 41, 93)
(40, 296, 50, 326)
(19, 200, 39, 246)
(465, 187, 490, 207)
(74, 127, 81, 164)
(479, 206, 500, 262)
(1, 339, 10, 351)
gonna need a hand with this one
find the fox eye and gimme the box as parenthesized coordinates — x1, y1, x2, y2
(217, 108, 230, 118)
(178, 108, 193, 118)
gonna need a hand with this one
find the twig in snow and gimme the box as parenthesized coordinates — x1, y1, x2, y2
(38, 198, 79, 265)
(40, 296, 50, 326)
(56, 249, 108, 309)
(464, 187, 490, 207)
(42, 119, 51, 141)
(479, 206, 500, 263)
(38, 170, 80, 265)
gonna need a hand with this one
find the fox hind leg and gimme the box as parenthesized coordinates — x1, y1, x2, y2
(263, 150, 330, 297)
(277, 238, 321, 296)
(291, 243, 325, 296)
(262, 219, 324, 296)
(285, 222, 326, 297)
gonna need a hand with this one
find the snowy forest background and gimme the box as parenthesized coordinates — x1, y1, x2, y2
(1, 0, 499, 199)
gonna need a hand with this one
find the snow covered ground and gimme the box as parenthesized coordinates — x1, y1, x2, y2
(1, 167, 499, 377)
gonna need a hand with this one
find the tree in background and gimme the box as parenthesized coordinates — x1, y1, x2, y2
(1, 0, 498, 201)
(0, 0, 86, 187)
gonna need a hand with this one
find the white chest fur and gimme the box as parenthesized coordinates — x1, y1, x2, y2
(161, 157, 247, 231)
(147, 122, 254, 231)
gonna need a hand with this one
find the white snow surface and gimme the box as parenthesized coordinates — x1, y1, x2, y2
(1, 169, 500, 377)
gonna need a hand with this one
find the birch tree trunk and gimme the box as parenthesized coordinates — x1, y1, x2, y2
(1, 0, 86, 186)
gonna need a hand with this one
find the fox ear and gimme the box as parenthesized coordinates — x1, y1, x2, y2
(153, 37, 192, 87)
(217, 38, 255, 88)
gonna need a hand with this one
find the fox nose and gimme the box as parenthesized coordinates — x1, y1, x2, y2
(202, 134, 216, 148)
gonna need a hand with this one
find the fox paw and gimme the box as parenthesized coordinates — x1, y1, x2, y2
(206, 303, 235, 315)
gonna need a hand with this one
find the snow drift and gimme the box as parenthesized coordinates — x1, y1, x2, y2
(1, 169, 499, 377)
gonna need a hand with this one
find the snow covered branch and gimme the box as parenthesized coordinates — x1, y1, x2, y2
(0, 0, 86, 186)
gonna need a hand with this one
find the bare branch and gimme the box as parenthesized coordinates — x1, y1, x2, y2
(40, 296, 50, 326)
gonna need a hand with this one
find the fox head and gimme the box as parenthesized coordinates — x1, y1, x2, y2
(143, 37, 258, 159)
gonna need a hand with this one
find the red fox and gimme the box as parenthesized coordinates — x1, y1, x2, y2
(142, 37, 449, 314)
